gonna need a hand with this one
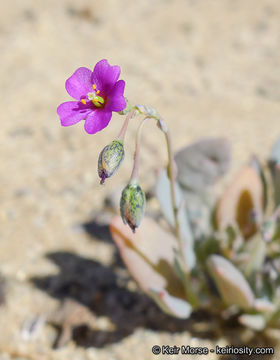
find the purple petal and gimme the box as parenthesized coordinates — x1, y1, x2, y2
(65, 67, 93, 100)
(84, 110, 112, 134)
(92, 59, 121, 94)
(105, 80, 126, 112)
(57, 101, 91, 126)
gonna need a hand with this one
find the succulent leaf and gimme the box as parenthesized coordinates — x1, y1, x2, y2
(207, 255, 255, 310)
(110, 216, 185, 299)
(250, 155, 269, 209)
(155, 169, 183, 228)
(156, 170, 195, 270)
(174, 137, 231, 193)
(262, 206, 280, 243)
(268, 137, 280, 205)
(254, 298, 276, 313)
(173, 249, 187, 282)
(216, 165, 264, 239)
(270, 137, 280, 163)
(174, 137, 231, 239)
(262, 219, 277, 243)
(238, 314, 266, 331)
(181, 189, 214, 239)
(242, 235, 266, 278)
(148, 289, 192, 319)
(177, 205, 196, 271)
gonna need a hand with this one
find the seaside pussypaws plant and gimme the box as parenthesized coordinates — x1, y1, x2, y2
(110, 138, 280, 333)
(58, 60, 280, 334)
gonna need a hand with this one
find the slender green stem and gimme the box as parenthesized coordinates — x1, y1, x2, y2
(130, 117, 150, 184)
(133, 106, 198, 305)
(117, 110, 136, 141)
(118, 106, 182, 243)
(131, 108, 183, 250)
(163, 125, 198, 306)
(133, 113, 185, 259)
(164, 129, 185, 256)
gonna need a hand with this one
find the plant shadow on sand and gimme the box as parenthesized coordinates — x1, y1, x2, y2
(30, 219, 276, 359)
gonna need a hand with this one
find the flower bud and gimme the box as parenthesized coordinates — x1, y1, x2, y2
(120, 183, 146, 233)
(98, 140, 124, 184)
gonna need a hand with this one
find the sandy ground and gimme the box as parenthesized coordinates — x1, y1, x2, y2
(1, 0, 280, 359)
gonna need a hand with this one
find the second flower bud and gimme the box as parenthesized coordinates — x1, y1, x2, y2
(120, 183, 146, 233)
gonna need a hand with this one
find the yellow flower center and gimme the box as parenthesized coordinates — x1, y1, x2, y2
(80, 84, 105, 108)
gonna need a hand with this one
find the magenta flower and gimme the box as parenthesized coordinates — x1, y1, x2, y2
(57, 59, 126, 134)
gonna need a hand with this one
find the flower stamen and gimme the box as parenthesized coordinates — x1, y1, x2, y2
(88, 90, 105, 108)
(92, 84, 96, 90)
(80, 99, 86, 105)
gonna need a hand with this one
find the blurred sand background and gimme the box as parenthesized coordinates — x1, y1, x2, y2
(1, 0, 280, 359)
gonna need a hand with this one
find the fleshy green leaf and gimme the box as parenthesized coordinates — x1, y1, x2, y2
(270, 137, 280, 163)
(156, 170, 195, 270)
(149, 289, 192, 319)
(110, 216, 185, 299)
(244, 235, 266, 276)
(155, 169, 183, 228)
(180, 189, 214, 239)
(250, 155, 268, 209)
(174, 137, 231, 193)
(261, 206, 280, 242)
(262, 219, 277, 243)
(254, 298, 276, 313)
(238, 314, 266, 331)
(174, 137, 231, 239)
(268, 137, 280, 206)
(216, 165, 264, 239)
(207, 255, 255, 310)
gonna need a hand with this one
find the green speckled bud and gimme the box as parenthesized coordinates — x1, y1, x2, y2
(98, 140, 124, 184)
(120, 183, 146, 233)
